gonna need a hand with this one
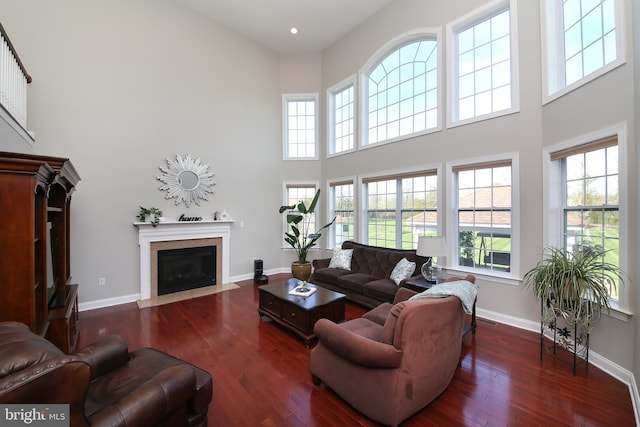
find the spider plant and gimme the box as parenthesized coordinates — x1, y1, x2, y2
(522, 244, 623, 329)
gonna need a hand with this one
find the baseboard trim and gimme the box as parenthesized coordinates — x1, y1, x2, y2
(478, 307, 640, 425)
(79, 293, 140, 312)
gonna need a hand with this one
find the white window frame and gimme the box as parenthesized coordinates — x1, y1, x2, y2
(446, 153, 520, 281)
(327, 177, 357, 248)
(360, 166, 442, 250)
(282, 182, 320, 250)
(282, 93, 319, 160)
(540, 0, 626, 104)
(542, 123, 630, 317)
(327, 76, 357, 158)
(446, 0, 520, 128)
(359, 28, 442, 149)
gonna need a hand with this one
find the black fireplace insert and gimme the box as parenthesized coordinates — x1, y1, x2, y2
(157, 246, 216, 295)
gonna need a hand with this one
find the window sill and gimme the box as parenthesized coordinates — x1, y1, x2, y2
(443, 266, 521, 287)
(606, 301, 633, 323)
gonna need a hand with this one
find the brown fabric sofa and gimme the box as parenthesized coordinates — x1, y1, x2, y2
(310, 241, 429, 308)
(310, 294, 465, 426)
(0, 321, 212, 427)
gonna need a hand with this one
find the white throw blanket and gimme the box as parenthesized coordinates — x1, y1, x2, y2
(408, 280, 478, 314)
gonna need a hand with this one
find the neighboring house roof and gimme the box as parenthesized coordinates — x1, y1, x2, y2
(409, 186, 512, 232)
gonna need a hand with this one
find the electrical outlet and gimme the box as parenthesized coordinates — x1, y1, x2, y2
(98, 277, 106, 286)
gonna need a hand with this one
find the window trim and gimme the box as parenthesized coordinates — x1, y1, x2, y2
(358, 28, 443, 150)
(327, 177, 357, 248)
(282, 93, 319, 161)
(446, 0, 520, 128)
(446, 152, 520, 279)
(282, 181, 320, 250)
(359, 165, 443, 249)
(542, 123, 630, 317)
(539, 0, 627, 105)
(327, 75, 357, 158)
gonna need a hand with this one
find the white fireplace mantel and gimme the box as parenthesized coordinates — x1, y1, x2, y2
(135, 220, 233, 300)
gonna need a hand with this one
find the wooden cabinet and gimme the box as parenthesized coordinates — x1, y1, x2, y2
(0, 152, 80, 352)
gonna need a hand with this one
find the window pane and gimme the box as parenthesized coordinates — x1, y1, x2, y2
(330, 84, 354, 154)
(366, 38, 438, 145)
(561, 0, 618, 89)
(332, 183, 354, 246)
(455, 162, 512, 272)
(455, 8, 511, 121)
(366, 173, 437, 249)
(285, 97, 316, 159)
(560, 141, 620, 298)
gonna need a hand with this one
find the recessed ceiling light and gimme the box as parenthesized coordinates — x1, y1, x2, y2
(290, 27, 298, 35)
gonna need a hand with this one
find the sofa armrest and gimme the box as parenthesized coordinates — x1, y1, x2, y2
(312, 258, 330, 269)
(393, 287, 418, 304)
(0, 356, 91, 422)
(74, 335, 130, 379)
(314, 319, 402, 368)
(88, 364, 196, 427)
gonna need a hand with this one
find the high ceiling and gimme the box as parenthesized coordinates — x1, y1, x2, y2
(174, 0, 394, 54)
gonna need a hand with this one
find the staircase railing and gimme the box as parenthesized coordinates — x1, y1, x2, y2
(0, 22, 32, 139)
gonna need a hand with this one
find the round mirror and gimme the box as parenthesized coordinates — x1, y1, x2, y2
(178, 170, 199, 191)
(157, 154, 215, 207)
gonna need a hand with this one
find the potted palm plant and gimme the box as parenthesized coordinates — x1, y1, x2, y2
(279, 189, 336, 284)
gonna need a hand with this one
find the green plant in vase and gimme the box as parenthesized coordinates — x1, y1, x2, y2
(523, 244, 623, 361)
(136, 206, 162, 227)
(279, 189, 335, 290)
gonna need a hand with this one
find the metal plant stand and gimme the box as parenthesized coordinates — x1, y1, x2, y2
(540, 301, 590, 376)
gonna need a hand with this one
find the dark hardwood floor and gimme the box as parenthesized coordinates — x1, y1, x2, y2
(78, 274, 636, 426)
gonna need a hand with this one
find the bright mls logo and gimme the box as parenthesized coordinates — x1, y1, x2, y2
(1, 405, 69, 426)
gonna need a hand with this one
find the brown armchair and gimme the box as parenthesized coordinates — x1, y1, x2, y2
(310, 294, 465, 427)
(0, 321, 212, 427)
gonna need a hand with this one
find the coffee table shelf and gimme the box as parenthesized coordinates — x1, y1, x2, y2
(258, 279, 346, 346)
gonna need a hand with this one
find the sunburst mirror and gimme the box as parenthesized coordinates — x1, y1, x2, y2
(157, 154, 215, 207)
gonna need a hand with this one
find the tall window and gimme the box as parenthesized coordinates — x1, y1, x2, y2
(330, 181, 355, 247)
(363, 35, 439, 146)
(283, 94, 318, 159)
(283, 184, 318, 247)
(448, 0, 518, 125)
(328, 81, 355, 155)
(364, 170, 438, 249)
(541, 0, 625, 101)
(454, 160, 512, 272)
(550, 136, 619, 298)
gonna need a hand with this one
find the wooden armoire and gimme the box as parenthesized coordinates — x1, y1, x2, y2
(0, 151, 81, 352)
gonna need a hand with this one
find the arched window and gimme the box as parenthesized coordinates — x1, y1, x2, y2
(363, 34, 439, 147)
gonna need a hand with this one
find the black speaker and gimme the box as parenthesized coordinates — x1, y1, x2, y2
(254, 259, 268, 284)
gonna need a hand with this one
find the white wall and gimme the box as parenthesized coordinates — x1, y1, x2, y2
(0, 0, 287, 305)
(319, 0, 638, 376)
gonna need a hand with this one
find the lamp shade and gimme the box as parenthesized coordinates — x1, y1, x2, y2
(416, 236, 447, 257)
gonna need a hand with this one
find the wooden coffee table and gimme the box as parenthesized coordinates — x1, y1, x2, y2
(258, 279, 346, 346)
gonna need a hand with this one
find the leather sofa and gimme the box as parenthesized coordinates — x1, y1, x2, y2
(310, 292, 466, 426)
(310, 241, 429, 308)
(0, 321, 212, 427)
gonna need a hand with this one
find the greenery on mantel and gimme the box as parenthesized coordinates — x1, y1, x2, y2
(136, 206, 162, 227)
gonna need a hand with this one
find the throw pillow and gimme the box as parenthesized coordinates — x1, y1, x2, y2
(328, 249, 353, 270)
(390, 257, 416, 286)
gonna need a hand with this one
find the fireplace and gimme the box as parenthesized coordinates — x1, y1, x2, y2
(135, 221, 232, 302)
(157, 245, 216, 295)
